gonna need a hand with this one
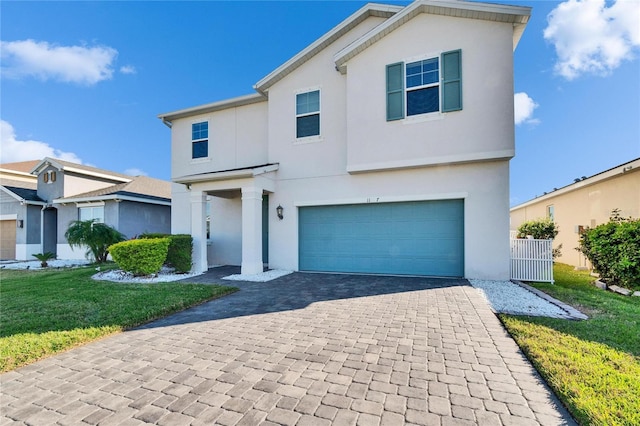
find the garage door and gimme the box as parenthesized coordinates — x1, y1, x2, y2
(0, 220, 17, 260)
(299, 199, 464, 277)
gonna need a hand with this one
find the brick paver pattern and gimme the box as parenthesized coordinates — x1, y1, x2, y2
(1, 270, 575, 425)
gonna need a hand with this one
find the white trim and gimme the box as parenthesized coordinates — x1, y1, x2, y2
(0, 214, 18, 220)
(347, 149, 515, 174)
(74, 201, 105, 208)
(293, 136, 324, 145)
(54, 194, 171, 207)
(158, 93, 266, 122)
(174, 164, 279, 185)
(294, 192, 467, 207)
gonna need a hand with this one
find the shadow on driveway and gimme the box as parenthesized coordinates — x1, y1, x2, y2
(139, 265, 469, 329)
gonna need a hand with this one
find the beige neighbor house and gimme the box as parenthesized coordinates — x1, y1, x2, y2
(159, 0, 531, 279)
(0, 157, 172, 261)
(510, 158, 640, 269)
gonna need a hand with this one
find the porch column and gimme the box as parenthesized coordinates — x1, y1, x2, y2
(241, 186, 263, 275)
(190, 190, 208, 274)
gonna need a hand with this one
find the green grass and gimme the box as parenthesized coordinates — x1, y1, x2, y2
(0, 266, 237, 372)
(500, 263, 640, 426)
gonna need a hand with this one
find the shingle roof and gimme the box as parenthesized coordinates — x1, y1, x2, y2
(0, 160, 40, 174)
(56, 176, 171, 202)
(3, 186, 45, 203)
(0, 178, 37, 190)
(32, 157, 132, 181)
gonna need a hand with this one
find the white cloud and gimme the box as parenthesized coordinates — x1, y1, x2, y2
(514, 92, 540, 125)
(120, 65, 136, 75)
(123, 168, 148, 176)
(0, 120, 83, 164)
(0, 39, 117, 85)
(544, 0, 640, 80)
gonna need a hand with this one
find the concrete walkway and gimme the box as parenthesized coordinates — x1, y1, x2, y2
(1, 267, 576, 425)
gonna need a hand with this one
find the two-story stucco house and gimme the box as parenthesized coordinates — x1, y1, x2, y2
(159, 0, 531, 279)
(0, 157, 171, 260)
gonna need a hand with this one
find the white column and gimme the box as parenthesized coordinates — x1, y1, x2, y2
(241, 186, 263, 275)
(190, 190, 208, 273)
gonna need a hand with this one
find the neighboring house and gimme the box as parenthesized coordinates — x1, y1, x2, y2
(511, 158, 640, 269)
(159, 0, 531, 279)
(0, 157, 172, 261)
(0, 160, 42, 260)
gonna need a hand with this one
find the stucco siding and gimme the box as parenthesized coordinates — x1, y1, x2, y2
(346, 15, 515, 171)
(264, 160, 510, 280)
(171, 101, 269, 180)
(266, 16, 387, 181)
(208, 196, 242, 267)
(118, 201, 171, 238)
(510, 168, 640, 268)
(27, 205, 41, 244)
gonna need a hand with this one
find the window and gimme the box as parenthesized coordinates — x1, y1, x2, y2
(386, 50, 462, 121)
(547, 205, 555, 221)
(79, 206, 104, 223)
(192, 121, 208, 159)
(296, 90, 320, 138)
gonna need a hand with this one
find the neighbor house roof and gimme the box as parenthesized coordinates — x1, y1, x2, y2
(54, 176, 171, 206)
(511, 157, 640, 211)
(32, 157, 132, 183)
(1, 186, 45, 203)
(0, 160, 40, 174)
(0, 178, 37, 190)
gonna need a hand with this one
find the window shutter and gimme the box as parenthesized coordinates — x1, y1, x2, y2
(386, 62, 404, 121)
(441, 50, 462, 112)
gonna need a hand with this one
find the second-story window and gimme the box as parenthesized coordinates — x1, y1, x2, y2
(406, 57, 440, 116)
(192, 121, 209, 159)
(296, 90, 320, 138)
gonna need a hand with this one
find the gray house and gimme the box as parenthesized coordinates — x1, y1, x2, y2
(0, 157, 171, 261)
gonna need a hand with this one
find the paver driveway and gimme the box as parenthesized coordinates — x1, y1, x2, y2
(1, 267, 575, 425)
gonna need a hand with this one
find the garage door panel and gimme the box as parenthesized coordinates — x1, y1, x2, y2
(299, 200, 464, 277)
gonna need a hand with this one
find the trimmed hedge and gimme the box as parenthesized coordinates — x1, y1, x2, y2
(108, 238, 170, 276)
(139, 233, 193, 273)
(517, 218, 559, 240)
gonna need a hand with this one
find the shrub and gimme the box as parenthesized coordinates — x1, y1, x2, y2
(32, 252, 56, 268)
(578, 211, 640, 289)
(139, 233, 193, 273)
(108, 238, 170, 276)
(517, 218, 559, 240)
(65, 220, 126, 263)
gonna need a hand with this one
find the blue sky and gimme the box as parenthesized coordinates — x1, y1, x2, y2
(1, 0, 638, 206)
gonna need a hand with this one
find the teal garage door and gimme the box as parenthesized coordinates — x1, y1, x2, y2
(299, 200, 464, 277)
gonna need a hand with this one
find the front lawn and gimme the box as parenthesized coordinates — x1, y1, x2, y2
(501, 263, 640, 426)
(0, 266, 237, 372)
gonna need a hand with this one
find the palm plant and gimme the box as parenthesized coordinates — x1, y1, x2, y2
(32, 252, 56, 267)
(64, 220, 126, 263)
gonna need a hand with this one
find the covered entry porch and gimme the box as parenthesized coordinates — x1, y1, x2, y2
(175, 164, 278, 275)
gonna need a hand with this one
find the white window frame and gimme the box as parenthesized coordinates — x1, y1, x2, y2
(191, 119, 210, 162)
(404, 52, 442, 120)
(78, 202, 105, 223)
(295, 87, 322, 143)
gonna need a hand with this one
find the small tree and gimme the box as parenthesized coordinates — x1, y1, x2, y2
(32, 252, 56, 268)
(65, 220, 126, 263)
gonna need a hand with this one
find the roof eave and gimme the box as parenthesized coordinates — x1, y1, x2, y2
(510, 158, 640, 211)
(334, 0, 531, 72)
(173, 164, 279, 185)
(254, 3, 402, 93)
(53, 193, 171, 206)
(158, 93, 267, 123)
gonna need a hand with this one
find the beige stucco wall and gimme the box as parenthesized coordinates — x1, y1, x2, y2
(510, 166, 640, 268)
(171, 102, 269, 180)
(345, 14, 515, 172)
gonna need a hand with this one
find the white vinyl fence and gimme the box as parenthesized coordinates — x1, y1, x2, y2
(510, 238, 554, 283)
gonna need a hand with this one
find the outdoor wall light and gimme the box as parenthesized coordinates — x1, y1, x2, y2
(276, 205, 284, 220)
(17, 220, 24, 228)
